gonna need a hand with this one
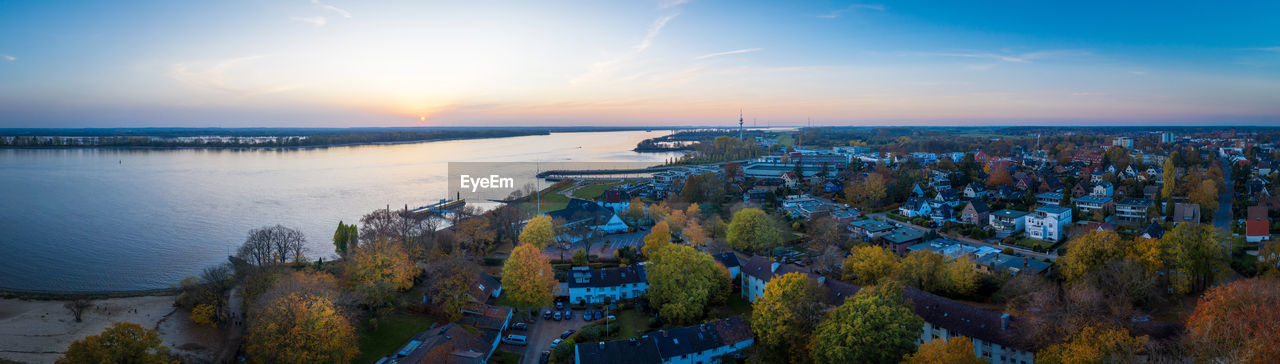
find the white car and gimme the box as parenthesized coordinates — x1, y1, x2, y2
(551, 338, 563, 348)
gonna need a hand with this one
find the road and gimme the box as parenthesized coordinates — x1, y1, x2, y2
(1213, 158, 1234, 230)
(865, 212, 1057, 261)
(513, 306, 593, 364)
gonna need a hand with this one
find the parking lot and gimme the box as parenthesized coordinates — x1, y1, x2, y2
(505, 306, 593, 364)
(544, 231, 647, 259)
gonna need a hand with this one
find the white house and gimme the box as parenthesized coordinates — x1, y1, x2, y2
(566, 265, 648, 304)
(1091, 182, 1114, 197)
(1026, 205, 1071, 242)
(989, 210, 1028, 235)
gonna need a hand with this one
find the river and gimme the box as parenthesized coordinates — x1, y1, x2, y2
(0, 130, 682, 292)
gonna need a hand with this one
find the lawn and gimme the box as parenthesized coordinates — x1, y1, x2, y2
(488, 350, 522, 364)
(1011, 238, 1054, 252)
(613, 309, 649, 340)
(570, 179, 638, 200)
(354, 312, 439, 364)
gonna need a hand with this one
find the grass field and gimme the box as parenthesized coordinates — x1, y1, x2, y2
(613, 309, 649, 340)
(354, 312, 439, 364)
(489, 350, 522, 364)
(570, 179, 640, 200)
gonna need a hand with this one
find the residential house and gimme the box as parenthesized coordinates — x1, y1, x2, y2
(1116, 198, 1152, 225)
(848, 219, 897, 240)
(961, 201, 991, 225)
(930, 205, 956, 224)
(989, 210, 1028, 237)
(574, 316, 754, 364)
(1141, 223, 1164, 239)
(964, 183, 988, 199)
(1074, 195, 1113, 217)
(1090, 170, 1107, 184)
(712, 252, 741, 280)
(384, 323, 494, 364)
(882, 227, 928, 255)
(1026, 205, 1071, 242)
(547, 198, 630, 238)
(1035, 192, 1063, 206)
(899, 197, 933, 218)
(744, 187, 773, 204)
(782, 171, 800, 188)
(1247, 206, 1271, 243)
(1070, 183, 1089, 198)
(1172, 203, 1201, 223)
(740, 256, 810, 302)
(567, 265, 648, 304)
(468, 272, 502, 303)
(934, 189, 962, 207)
(1091, 182, 1114, 197)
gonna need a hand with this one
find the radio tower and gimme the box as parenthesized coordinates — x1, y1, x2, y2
(738, 109, 745, 141)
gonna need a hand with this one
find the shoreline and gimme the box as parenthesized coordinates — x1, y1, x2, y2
(0, 288, 177, 302)
(0, 132, 549, 151)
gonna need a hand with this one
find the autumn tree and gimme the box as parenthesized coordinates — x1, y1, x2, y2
(1184, 277, 1280, 363)
(641, 221, 672, 257)
(237, 225, 308, 267)
(57, 322, 173, 364)
(572, 248, 588, 266)
(455, 216, 496, 257)
(846, 173, 887, 209)
(246, 272, 358, 363)
(518, 215, 556, 249)
(1189, 179, 1219, 217)
(501, 244, 558, 310)
(333, 221, 358, 256)
(842, 245, 899, 285)
(901, 336, 984, 364)
(626, 197, 645, 220)
(1163, 223, 1230, 295)
(1161, 158, 1176, 199)
(1037, 324, 1146, 364)
(811, 282, 923, 364)
(894, 250, 982, 297)
(686, 203, 702, 219)
(649, 201, 672, 222)
(986, 164, 1013, 187)
(727, 208, 780, 252)
(683, 218, 709, 247)
(750, 272, 827, 362)
(667, 209, 687, 234)
(1058, 230, 1128, 284)
(806, 217, 845, 249)
(425, 255, 478, 322)
(344, 238, 418, 308)
(646, 244, 731, 325)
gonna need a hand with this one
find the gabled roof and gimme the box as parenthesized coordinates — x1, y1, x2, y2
(1142, 223, 1165, 239)
(965, 200, 990, 214)
(712, 252, 740, 268)
(576, 317, 752, 364)
(567, 265, 647, 288)
(547, 198, 616, 225)
(902, 287, 1029, 350)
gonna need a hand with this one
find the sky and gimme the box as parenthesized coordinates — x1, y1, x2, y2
(1, 0, 1278, 128)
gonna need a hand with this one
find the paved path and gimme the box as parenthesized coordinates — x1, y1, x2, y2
(214, 286, 244, 363)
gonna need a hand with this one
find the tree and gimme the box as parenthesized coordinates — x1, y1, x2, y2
(842, 245, 899, 285)
(1161, 158, 1176, 199)
(246, 272, 359, 363)
(940, 256, 982, 296)
(846, 173, 888, 209)
(425, 255, 478, 322)
(57, 322, 173, 364)
(683, 218, 710, 247)
(1162, 223, 1230, 295)
(518, 215, 556, 249)
(649, 201, 672, 222)
(1058, 230, 1127, 284)
(333, 221, 358, 256)
(893, 251, 981, 297)
(344, 238, 418, 308)
(1037, 324, 1146, 364)
(641, 221, 672, 257)
(1189, 179, 1219, 217)
(811, 282, 923, 364)
(237, 225, 308, 267)
(807, 217, 844, 249)
(1184, 277, 1280, 363)
(64, 297, 91, 323)
(647, 245, 731, 325)
(191, 303, 218, 327)
(750, 272, 827, 362)
(686, 203, 702, 219)
(727, 208, 780, 252)
(626, 197, 645, 220)
(572, 248, 589, 266)
(901, 337, 984, 364)
(667, 209, 687, 234)
(501, 244, 558, 310)
(986, 164, 1013, 187)
(455, 216, 496, 257)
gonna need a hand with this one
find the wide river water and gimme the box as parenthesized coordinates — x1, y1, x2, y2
(0, 130, 681, 292)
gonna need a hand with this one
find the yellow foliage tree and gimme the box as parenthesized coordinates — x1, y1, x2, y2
(667, 210, 687, 234)
(1058, 230, 1126, 283)
(501, 244, 558, 310)
(58, 322, 174, 364)
(641, 221, 672, 257)
(686, 203, 701, 219)
(842, 245, 899, 285)
(902, 337, 984, 364)
(750, 272, 827, 362)
(1037, 325, 1146, 364)
(683, 218, 710, 247)
(246, 287, 359, 363)
(518, 215, 556, 249)
(191, 303, 218, 328)
(345, 238, 418, 308)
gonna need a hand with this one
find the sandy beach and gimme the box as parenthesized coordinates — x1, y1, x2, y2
(0, 295, 225, 364)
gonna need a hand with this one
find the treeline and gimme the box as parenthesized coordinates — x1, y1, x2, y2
(0, 129, 549, 148)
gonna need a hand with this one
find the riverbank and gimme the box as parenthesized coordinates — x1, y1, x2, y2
(0, 295, 223, 364)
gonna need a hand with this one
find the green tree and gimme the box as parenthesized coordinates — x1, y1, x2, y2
(901, 336, 984, 364)
(572, 248, 589, 266)
(812, 282, 923, 364)
(502, 244, 559, 310)
(518, 215, 556, 249)
(344, 238, 418, 308)
(58, 322, 174, 364)
(750, 272, 827, 362)
(1058, 230, 1127, 284)
(727, 208, 780, 252)
(1163, 223, 1230, 295)
(842, 245, 899, 285)
(332, 221, 358, 256)
(1161, 158, 1176, 199)
(647, 245, 731, 325)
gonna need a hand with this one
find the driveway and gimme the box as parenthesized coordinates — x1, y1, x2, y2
(510, 306, 593, 364)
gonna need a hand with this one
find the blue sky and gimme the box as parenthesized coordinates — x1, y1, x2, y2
(0, 0, 1277, 127)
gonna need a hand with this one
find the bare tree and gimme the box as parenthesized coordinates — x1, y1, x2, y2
(65, 297, 91, 322)
(237, 225, 307, 267)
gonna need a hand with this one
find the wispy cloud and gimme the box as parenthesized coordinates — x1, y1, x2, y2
(658, 0, 691, 9)
(312, 0, 351, 18)
(1129, 70, 1148, 76)
(168, 56, 297, 96)
(695, 48, 762, 60)
(291, 16, 328, 26)
(925, 49, 1090, 70)
(635, 13, 680, 52)
(817, 4, 884, 19)
(1, 55, 15, 62)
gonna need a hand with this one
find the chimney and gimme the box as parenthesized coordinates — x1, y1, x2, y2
(1001, 313, 1011, 331)
(770, 262, 780, 273)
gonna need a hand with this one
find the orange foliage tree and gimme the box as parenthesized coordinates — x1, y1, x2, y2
(1184, 277, 1280, 363)
(246, 272, 359, 363)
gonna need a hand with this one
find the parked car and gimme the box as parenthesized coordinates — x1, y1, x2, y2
(583, 311, 593, 321)
(544, 310, 552, 320)
(554, 311, 562, 321)
(555, 301, 564, 310)
(551, 339, 563, 348)
(607, 315, 616, 321)
(502, 334, 527, 345)
(560, 330, 576, 339)
(564, 309, 572, 319)
(511, 322, 528, 330)
(539, 351, 550, 364)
